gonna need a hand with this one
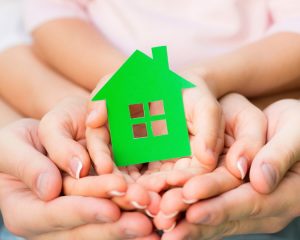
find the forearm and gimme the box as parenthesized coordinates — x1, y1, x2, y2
(32, 19, 126, 91)
(189, 32, 300, 98)
(0, 98, 22, 128)
(0, 45, 89, 118)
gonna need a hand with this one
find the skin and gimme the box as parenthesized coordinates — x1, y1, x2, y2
(162, 99, 300, 240)
(0, 98, 22, 128)
(0, 45, 89, 118)
(31, 17, 300, 178)
(0, 119, 156, 240)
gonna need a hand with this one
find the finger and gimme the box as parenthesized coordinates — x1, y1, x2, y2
(166, 157, 210, 187)
(86, 75, 111, 128)
(182, 165, 241, 204)
(153, 211, 177, 233)
(220, 93, 267, 179)
(183, 75, 223, 170)
(145, 191, 161, 218)
(38, 97, 91, 178)
(0, 120, 62, 201)
(250, 122, 300, 194)
(160, 188, 187, 218)
(0, 175, 121, 237)
(162, 217, 287, 240)
(161, 220, 194, 240)
(137, 172, 168, 192)
(86, 127, 114, 174)
(134, 233, 161, 240)
(34, 212, 153, 240)
(112, 183, 150, 210)
(63, 174, 127, 198)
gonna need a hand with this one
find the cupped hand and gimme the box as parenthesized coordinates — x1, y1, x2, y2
(86, 72, 225, 193)
(162, 161, 300, 240)
(154, 93, 267, 231)
(0, 119, 156, 240)
(162, 99, 300, 239)
(38, 96, 152, 210)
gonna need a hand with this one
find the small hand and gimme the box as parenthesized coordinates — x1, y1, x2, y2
(39, 96, 154, 211)
(86, 72, 225, 192)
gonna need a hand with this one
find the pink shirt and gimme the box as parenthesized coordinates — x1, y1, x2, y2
(24, 0, 300, 68)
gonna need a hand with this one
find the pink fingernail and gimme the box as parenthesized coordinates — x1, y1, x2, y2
(70, 157, 83, 179)
(145, 209, 156, 218)
(109, 190, 126, 197)
(86, 110, 98, 125)
(183, 198, 198, 204)
(261, 162, 277, 189)
(162, 211, 178, 219)
(164, 223, 176, 233)
(131, 201, 147, 209)
(237, 157, 248, 179)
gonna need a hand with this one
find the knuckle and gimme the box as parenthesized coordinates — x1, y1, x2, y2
(222, 220, 241, 237)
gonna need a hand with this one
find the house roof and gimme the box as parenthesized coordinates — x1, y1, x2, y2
(92, 46, 195, 101)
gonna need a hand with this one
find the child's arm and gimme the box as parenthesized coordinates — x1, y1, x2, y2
(31, 19, 126, 91)
(0, 45, 89, 118)
(190, 32, 300, 98)
(0, 98, 22, 128)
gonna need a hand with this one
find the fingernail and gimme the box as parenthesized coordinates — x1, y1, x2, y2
(86, 110, 98, 125)
(109, 190, 126, 197)
(164, 223, 176, 233)
(261, 162, 277, 189)
(162, 211, 178, 219)
(131, 201, 147, 209)
(237, 157, 248, 179)
(37, 172, 50, 198)
(145, 209, 156, 218)
(197, 214, 211, 224)
(70, 157, 83, 179)
(183, 198, 198, 204)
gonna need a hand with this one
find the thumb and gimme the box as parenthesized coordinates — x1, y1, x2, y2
(220, 94, 267, 179)
(250, 124, 300, 194)
(0, 119, 62, 201)
(86, 75, 111, 128)
(39, 97, 91, 179)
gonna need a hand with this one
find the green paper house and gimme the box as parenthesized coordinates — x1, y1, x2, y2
(92, 46, 195, 166)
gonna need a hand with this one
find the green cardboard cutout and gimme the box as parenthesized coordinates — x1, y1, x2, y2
(92, 46, 195, 166)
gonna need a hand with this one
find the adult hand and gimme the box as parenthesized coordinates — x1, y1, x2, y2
(154, 93, 267, 231)
(0, 119, 154, 240)
(162, 99, 300, 239)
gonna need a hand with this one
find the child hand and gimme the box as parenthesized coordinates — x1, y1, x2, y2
(86, 72, 224, 192)
(38, 96, 153, 211)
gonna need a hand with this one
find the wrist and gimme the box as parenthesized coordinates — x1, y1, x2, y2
(181, 65, 231, 99)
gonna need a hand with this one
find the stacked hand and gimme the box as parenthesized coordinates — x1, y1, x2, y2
(1, 71, 299, 239)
